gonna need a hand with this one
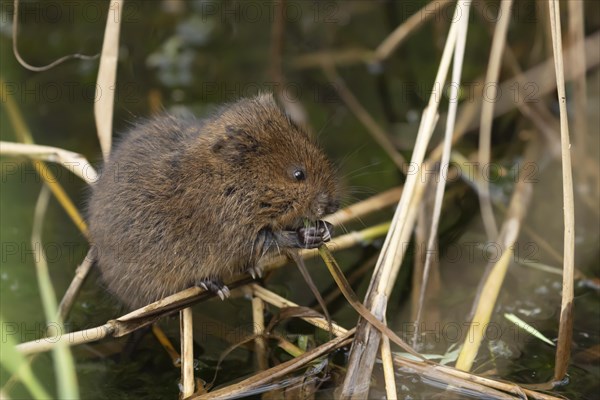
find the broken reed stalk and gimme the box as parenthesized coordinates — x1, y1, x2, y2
(180, 307, 195, 397)
(340, 3, 461, 396)
(413, 0, 471, 347)
(94, 0, 123, 161)
(547, 0, 576, 383)
(477, 0, 513, 241)
(0, 142, 98, 184)
(456, 142, 537, 371)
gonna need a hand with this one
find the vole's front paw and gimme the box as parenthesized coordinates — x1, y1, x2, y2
(297, 220, 334, 249)
(197, 279, 230, 300)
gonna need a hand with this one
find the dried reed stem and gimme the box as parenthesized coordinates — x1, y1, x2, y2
(380, 316, 397, 399)
(94, 0, 123, 161)
(413, 0, 472, 346)
(251, 289, 268, 371)
(0, 141, 98, 184)
(180, 307, 195, 397)
(547, 0, 576, 383)
(340, 4, 462, 395)
(477, 0, 513, 241)
(567, 1, 591, 195)
(456, 143, 536, 371)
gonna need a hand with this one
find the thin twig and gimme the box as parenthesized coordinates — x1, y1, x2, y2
(11, 0, 98, 72)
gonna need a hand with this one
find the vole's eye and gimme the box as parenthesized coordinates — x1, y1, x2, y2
(293, 169, 306, 181)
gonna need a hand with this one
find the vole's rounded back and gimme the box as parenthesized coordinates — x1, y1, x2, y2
(88, 94, 339, 309)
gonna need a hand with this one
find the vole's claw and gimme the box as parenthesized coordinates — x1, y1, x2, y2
(197, 278, 229, 300)
(216, 286, 231, 300)
(246, 264, 264, 280)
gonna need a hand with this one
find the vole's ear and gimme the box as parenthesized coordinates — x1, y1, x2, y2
(254, 92, 276, 107)
(211, 125, 259, 162)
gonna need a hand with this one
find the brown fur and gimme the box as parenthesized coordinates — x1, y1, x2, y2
(88, 94, 339, 309)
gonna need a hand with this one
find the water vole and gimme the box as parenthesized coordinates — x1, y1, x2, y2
(88, 94, 339, 309)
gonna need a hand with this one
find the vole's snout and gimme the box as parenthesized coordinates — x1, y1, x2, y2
(325, 199, 340, 215)
(313, 193, 339, 218)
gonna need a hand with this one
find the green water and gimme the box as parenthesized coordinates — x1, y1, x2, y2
(1, 1, 599, 398)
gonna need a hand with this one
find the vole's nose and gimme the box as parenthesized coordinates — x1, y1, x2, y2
(314, 193, 339, 217)
(325, 199, 339, 214)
